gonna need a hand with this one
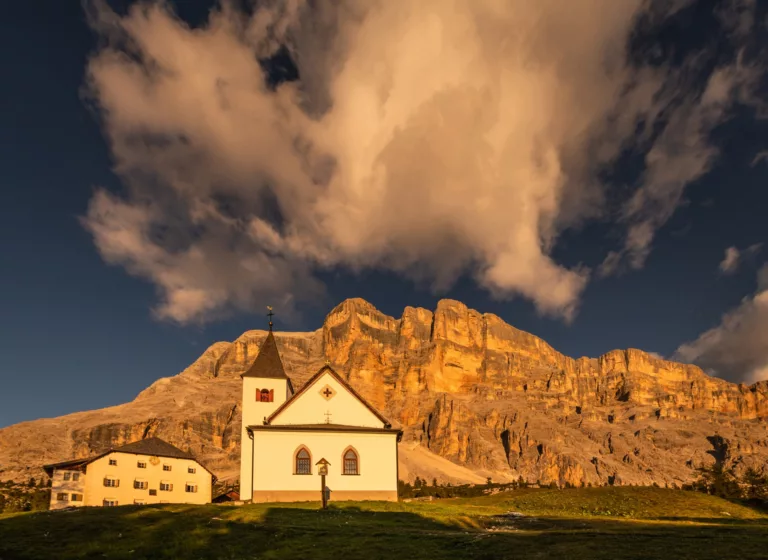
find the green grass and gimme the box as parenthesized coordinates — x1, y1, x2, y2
(1, 488, 766, 559)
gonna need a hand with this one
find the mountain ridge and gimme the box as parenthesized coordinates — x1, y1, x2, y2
(1, 297, 767, 487)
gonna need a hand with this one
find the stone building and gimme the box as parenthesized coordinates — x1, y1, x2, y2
(43, 437, 215, 509)
(239, 323, 402, 502)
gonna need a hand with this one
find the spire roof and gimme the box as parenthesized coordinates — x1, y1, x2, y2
(241, 330, 289, 380)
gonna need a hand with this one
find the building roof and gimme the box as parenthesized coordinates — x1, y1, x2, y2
(265, 365, 393, 428)
(111, 437, 194, 459)
(41, 458, 90, 475)
(212, 490, 240, 503)
(42, 437, 216, 480)
(241, 330, 290, 381)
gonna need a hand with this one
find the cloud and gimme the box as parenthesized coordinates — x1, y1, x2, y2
(674, 265, 768, 384)
(718, 243, 762, 274)
(720, 247, 742, 274)
(599, 59, 763, 276)
(81, 0, 765, 324)
(752, 151, 768, 166)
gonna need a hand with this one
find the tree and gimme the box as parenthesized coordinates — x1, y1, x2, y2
(742, 468, 768, 501)
(27, 477, 36, 488)
(432, 478, 438, 488)
(486, 477, 493, 485)
(692, 464, 742, 499)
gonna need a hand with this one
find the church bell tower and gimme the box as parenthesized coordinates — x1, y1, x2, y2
(239, 308, 294, 501)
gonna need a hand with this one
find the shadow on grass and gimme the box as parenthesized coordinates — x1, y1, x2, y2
(1, 503, 767, 560)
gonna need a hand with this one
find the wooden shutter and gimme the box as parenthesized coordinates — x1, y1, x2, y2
(169, 483, 173, 491)
(269, 389, 274, 402)
(115, 479, 120, 487)
(255, 388, 261, 402)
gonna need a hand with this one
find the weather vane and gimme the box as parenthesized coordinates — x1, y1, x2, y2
(267, 306, 274, 331)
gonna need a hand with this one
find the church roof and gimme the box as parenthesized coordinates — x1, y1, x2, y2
(241, 330, 290, 380)
(265, 365, 393, 427)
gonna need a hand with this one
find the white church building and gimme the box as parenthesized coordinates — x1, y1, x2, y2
(239, 322, 402, 503)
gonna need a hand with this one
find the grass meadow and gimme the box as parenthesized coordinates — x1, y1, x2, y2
(1, 487, 767, 559)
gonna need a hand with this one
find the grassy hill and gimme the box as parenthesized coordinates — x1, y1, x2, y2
(1, 487, 766, 559)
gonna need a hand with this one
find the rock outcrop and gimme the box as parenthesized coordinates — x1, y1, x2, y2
(2, 298, 767, 487)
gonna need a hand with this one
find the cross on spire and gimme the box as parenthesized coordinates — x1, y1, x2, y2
(267, 306, 274, 331)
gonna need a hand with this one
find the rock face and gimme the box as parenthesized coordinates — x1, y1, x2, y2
(2, 298, 768, 487)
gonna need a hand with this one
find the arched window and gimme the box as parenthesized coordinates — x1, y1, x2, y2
(343, 448, 359, 475)
(295, 447, 311, 475)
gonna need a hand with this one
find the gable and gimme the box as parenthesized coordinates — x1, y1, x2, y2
(268, 369, 387, 428)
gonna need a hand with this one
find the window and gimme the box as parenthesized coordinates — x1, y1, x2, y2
(295, 447, 311, 475)
(134, 480, 148, 490)
(109, 459, 117, 466)
(185, 483, 198, 493)
(137, 461, 147, 469)
(103, 499, 118, 507)
(149, 489, 157, 496)
(63, 472, 71, 481)
(103, 477, 119, 488)
(71, 494, 83, 502)
(188, 467, 196, 474)
(256, 388, 274, 402)
(343, 448, 359, 475)
(134, 500, 146, 505)
(56, 493, 68, 501)
(72, 473, 80, 482)
(160, 482, 173, 492)
(163, 464, 172, 472)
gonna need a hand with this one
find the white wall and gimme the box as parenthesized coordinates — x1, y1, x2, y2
(240, 376, 290, 500)
(252, 430, 398, 493)
(49, 469, 86, 510)
(271, 372, 384, 428)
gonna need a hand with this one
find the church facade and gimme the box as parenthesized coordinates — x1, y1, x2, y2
(239, 327, 401, 502)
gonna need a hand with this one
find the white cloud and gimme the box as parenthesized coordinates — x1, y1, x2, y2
(718, 243, 762, 275)
(81, 0, 764, 323)
(720, 246, 742, 274)
(674, 265, 768, 384)
(600, 59, 762, 276)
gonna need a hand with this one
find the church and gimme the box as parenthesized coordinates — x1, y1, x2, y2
(239, 318, 402, 503)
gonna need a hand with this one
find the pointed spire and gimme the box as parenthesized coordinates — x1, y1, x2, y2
(241, 307, 288, 379)
(241, 331, 288, 379)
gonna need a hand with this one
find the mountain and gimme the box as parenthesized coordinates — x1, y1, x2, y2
(2, 298, 768, 487)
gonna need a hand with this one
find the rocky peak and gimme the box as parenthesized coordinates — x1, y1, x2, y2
(2, 297, 768, 488)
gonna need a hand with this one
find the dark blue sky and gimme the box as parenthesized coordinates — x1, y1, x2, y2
(1, 0, 767, 428)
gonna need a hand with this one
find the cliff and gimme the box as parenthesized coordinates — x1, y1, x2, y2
(2, 298, 767, 487)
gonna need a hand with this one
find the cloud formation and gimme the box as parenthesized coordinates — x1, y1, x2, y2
(719, 243, 762, 275)
(82, 0, 764, 323)
(675, 265, 768, 383)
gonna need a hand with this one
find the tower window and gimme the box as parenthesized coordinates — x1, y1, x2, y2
(256, 388, 274, 402)
(295, 447, 311, 475)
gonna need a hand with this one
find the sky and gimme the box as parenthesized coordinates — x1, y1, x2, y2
(1, 0, 768, 428)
